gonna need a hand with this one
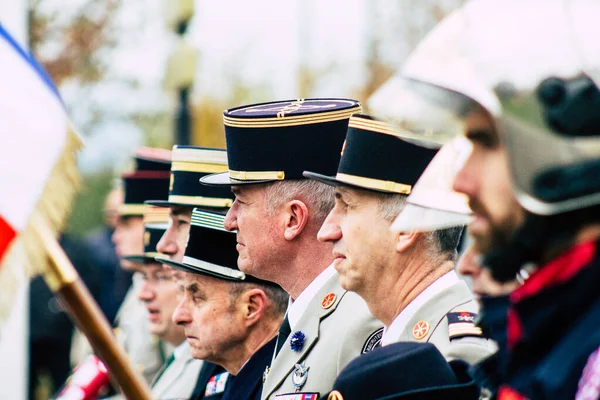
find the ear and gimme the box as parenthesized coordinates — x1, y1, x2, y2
(283, 200, 309, 241)
(241, 289, 268, 328)
(395, 231, 420, 254)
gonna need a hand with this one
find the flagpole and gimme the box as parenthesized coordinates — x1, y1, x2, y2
(32, 217, 152, 400)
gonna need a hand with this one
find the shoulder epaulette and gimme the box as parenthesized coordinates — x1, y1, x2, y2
(447, 311, 483, 340)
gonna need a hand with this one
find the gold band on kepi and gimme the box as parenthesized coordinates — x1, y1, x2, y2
(228, 169, 285, 181)
(118, 203, 147, 216)
(146, 146, 235, 209)
(303, 114, 439, 195)
(335, 173, 412, 195)
(200, 98, 361, 186)
(166, 195, 233, 208)
(171, 161, 228, 174)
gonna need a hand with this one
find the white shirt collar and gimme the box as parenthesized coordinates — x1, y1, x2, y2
(287, 264, 336, 330)
(173, 340, 189, 360)
(382, 270, 460, 346)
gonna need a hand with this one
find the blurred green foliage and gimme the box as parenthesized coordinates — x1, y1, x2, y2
(65, 171, 115, 237)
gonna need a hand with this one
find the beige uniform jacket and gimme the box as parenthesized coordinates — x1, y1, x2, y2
(150, 342, 203, 400)
(262, 272, 383, 399)
(385, 280, 497, 365)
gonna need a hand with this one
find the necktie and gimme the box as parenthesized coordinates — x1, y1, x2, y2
(154, 352, 176, 383)
(274, 314, 291, 357)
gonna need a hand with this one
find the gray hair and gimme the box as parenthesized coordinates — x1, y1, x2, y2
(375, 192, 462, 261)
(228, 281, 289, 318)
(263, 179, 335, 225)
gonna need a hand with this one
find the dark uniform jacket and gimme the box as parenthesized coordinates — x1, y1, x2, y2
(192, 337, 277, 400)
(493, 239, 600, 399)
(191, 362, 225, 400)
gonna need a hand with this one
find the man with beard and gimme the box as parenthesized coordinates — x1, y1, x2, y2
(307, 114, 494, 364)
(201, 99, 382, 399)
(368, 0, 600, 397)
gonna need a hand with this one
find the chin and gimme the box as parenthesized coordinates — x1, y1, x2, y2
(189, 349, 204, 360)
(148, 326, 163, 337)
(238, 259, 262, 278)
(338, 275, 357, 293)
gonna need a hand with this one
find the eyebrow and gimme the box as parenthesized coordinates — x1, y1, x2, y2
(465, 128, 497, 142)
(185, 282, 200, 293)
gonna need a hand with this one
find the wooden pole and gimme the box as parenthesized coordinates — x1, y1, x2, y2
(32, 220, 152, 400)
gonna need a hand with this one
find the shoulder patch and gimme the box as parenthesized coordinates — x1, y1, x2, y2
(362, 327, 384, 353)
(447, 311, 483, 340)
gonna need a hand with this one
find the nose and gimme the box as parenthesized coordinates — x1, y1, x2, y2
(224, 203, 238, 232)
(452, 155, 478, 199)
(156, 225, 178, 256)
(137, 279, 155, 302)
(111, 225, 121, 246)
(317, 210, 342, 243)
(173, 297, 192, 326)
(457, 247, 482, 279)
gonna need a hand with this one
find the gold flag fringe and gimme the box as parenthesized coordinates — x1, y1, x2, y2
(0, 127, 83, 322)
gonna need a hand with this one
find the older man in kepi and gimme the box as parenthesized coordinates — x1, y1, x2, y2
(307, 114, 495, 364)
(149, 145, 234, 399)
(201, 99, 383, 399)
(120, 205, 203, 399)
(159, 209, 288, 400)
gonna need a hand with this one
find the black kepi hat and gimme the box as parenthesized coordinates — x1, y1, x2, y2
(147, 146, 234, 209)
(134, 147, 172, 172)
(321, 342, 480, 400)
(304, 114, 438, 194)
(121, 205, 169, 265)
(119, 149, 171, 216)
(156, 209, 273, 285)
(201, 98, 361, 186)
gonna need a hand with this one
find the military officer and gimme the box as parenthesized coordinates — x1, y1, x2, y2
(368, 0, 600, 397)
(307, 114, 495, 364)
(112, 148, 172, 384)
(201, 99, 383, 399)
(149, 145, 234, 399)
(160, 209, 288, 400)
(151, 145, 233, 266)
(121, 204, 203, 399)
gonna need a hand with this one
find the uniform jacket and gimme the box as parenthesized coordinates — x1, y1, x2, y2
(494, 239, 600, 400)
(151, 342, 203, 400)
(385, 280, 497, 365)
(191, 362, 226, 400)
(192, 338, 277, 400)
(115, 275, 169, 384)
(262, 272, 383, 399)
(221, 336, 277, 400)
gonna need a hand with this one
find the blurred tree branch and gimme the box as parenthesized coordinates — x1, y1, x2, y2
(29, 0, 121, 86)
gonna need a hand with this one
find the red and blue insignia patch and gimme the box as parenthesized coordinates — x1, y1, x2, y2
(447, 311, 482, 340)
(205, 371, 229, 397)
